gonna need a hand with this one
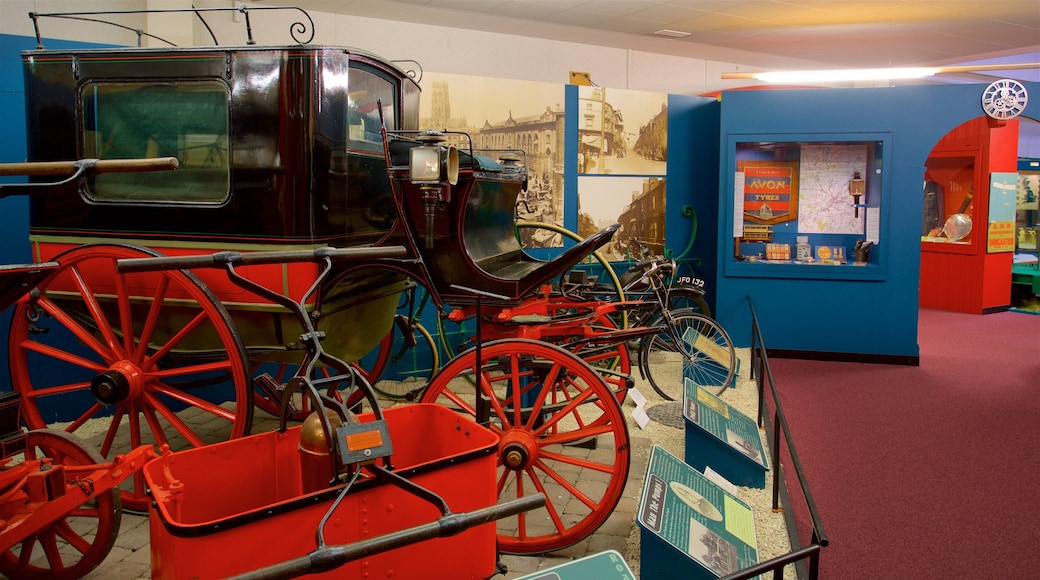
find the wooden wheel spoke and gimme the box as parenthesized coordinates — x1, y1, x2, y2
(522, 363, 562, 431)
(132, 275, 171, 363)
(507, 355, 525, 428)
(149, 358, 237, 381)
(61, 402, 106, 435)
(523, 466, 568, 534)
(37, 529, 66, 574)
(128, 405, 145, 449)
(512, 471, 529, 541)
(495, 467, 511, 497)
(114, 269, 135, 353)
(539, 447, 617, 473)
(479, 371, 515, 429)
(532, 458, 599, 511)
(52, 519, 93, 556)
(537, 424, 614, 448)
(16, 537, 36, 570)
(18, 332, 108, 374)
(68, 264, 123, 357)
(532, 389, 597, 438)
(142, 309, 212, 366)
(99, 406, 127, 459)
(143, 392, 206, 448)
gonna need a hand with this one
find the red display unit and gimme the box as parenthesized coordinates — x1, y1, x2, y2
(920, 116, 1020, 313)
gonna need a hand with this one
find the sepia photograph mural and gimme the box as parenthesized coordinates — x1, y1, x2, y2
(577, 86, 668, 176)
(419, 72, 565, 247)
(417, 74, 669, 255)
(577, 87, 668, 261)
(579, 176, 666, 262)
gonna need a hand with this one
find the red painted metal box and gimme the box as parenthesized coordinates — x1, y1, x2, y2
(144, 403, 499, 579)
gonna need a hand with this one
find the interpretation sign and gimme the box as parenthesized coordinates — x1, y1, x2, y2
(513, 549, 635, 580)
(683, 379, 768, 488)
(637, 445, 759, 579)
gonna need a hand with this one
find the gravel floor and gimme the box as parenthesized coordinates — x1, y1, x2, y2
(619, 348, 796, 578)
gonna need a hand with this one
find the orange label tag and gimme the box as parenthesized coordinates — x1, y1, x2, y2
(345, 430, 384, 452)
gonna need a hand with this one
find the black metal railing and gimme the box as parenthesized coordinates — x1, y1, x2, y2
(29, 5, 315, 49)
(721, 295, 829, 580)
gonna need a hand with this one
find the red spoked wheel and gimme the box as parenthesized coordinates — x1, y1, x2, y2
(557, 309, 633, 408)
(0, 430, 120, 579)
(8, 244, 252, 511)
(420, 338, 630, 554)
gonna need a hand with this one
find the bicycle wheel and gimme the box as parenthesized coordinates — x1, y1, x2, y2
(514, 221, 626, 305)
(666, 286, 712, 319)
(372, 316, 440, 401)
(639, 308, 735, 400)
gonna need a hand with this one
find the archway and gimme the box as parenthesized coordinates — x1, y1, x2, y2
(919, 113, 1038, 313)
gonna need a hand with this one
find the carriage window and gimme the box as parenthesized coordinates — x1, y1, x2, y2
(82, 81, 230, 203)
(347, 68, 395, 152)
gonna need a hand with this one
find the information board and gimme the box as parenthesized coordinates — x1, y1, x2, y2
(636, 445, 759, 579)
(513, 550, 635, 580)
(683, 379, 769, 488)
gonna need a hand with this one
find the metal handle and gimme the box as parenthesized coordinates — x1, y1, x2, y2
(116, 246, 408, 273)
(228, 494, 546, 580)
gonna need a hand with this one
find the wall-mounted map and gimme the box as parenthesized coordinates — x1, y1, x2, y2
(798, 143, 868, 235)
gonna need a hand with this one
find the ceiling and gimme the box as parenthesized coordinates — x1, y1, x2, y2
(265, 0, 1040, 80)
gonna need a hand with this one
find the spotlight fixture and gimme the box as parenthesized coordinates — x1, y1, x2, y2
(722, 63, 1039, 83)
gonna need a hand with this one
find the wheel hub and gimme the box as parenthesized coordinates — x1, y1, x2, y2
(91, 361, 145, 405)
(499, 430, 539, 471)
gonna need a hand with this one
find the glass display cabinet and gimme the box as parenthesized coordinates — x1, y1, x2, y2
(725, 135, 888, 281)
(921, 150, 982, 251)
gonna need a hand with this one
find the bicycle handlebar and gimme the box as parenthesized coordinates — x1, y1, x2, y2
(228, 494, 546, 580)
(116, 246, 408, 273)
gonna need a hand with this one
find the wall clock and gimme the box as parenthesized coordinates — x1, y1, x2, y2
(981, 79, 1028, 120)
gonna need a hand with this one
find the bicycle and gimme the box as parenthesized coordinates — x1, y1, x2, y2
(559, 238, 736, 400)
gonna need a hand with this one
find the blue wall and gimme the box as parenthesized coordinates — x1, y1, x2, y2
(1, 34, 116, 388)
(712, 83, 1040, 358)
(666, 94, 721, 308)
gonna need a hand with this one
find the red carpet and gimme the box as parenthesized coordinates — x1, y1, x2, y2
(769, 308, 1040, 579)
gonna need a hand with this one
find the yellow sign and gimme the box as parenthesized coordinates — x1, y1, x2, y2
(987, 221, 1015, 253)
(569, 71, 592, 86)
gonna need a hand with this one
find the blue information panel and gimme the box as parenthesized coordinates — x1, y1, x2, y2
(684, 379, 769, 488)
(636, 446, 759, 579)
(513, 550, 635, 579)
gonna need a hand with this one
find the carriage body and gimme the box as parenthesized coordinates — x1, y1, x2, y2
(20, 45, 425, 362)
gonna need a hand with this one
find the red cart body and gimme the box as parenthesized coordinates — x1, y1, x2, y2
(143, 404, 499, 579)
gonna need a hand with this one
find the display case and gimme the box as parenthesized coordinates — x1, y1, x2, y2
(921, 150, 982, 251)
(1017, 161, 1039, 254)
(725, 134, 888, 281)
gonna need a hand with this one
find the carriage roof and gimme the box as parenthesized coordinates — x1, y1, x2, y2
(21, 44, 422, 249)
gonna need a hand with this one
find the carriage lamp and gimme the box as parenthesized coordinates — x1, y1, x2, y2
(849, 171, 865, 217)
(409, 132, 459, 186)
(410, 133, 459, 248)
